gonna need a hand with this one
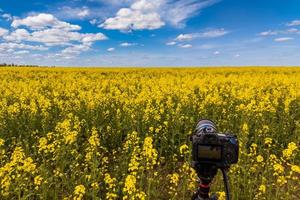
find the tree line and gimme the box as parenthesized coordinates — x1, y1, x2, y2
(0, 63, 55, 67)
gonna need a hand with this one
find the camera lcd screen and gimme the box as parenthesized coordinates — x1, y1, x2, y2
(197, 145, 222, 161)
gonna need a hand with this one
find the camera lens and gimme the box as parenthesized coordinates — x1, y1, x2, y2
(196, 120, 217, 134)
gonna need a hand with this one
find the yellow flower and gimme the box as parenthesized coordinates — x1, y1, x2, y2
(123, 175, 136, 195)
(168, 172, 180, 197)
(264, 137, 272, 146)
(217, 191, 226, 200)
(38, 137, 48, 153)
(179, 144, 189, 155)
(141, 136, 158, 169)
(256, 155, 264, 163)
(269, 154, 277, 163)
(291, 165, 300, 173)
(282, 142, 298, 159)
(74, 185, 85, 195)
(0, 138, 4, 147)
(288, 142, 297, 151)
(169, 173, 179, 185)
(277, 176, 287, 186)
(91, 182, 99, 189)
(11, 146, 25, 163)
(135, 192, 146, 200)
(22, 157, 36, 173)
(88, 128, 100, 147)
(273, 163, 284, 175)
(104, 173, 117, 189)
(249, 143, 257, 156)
(104, 173, 118, 199)
(34, 175, 43, 186)
(242, 123, 249, 134)
(74, 185, 85, 200)
(259, 185, 266, 193)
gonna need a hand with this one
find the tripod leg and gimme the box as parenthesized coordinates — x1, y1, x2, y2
(191, 181, 211, 200)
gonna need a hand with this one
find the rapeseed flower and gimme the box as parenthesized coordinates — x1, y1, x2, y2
(0, 67, 299, 199)
(74, 185, 85, 200)
(256, 155, 264, 163)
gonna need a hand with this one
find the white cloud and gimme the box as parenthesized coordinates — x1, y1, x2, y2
(199, 28, 229, 38)
(286, 28, 299, 33)
(259, 30, 278, 36)
(0, 42, 48, 51)
(286, 20, 300, 26)
(235, 54, 240, 57)
(0, 28, 9, 36)
(100, 0, 219, 31)
(3, 29, 30, 42)
(14, 50, 30, 55)
(29, 29, 81, 46)
(12, 13, 81, 31)
(175, 34, 193, 41)
(24, 29, 107, 46)
(175, 29, 229, 42)
(259, 28, 300, 36)
(81, 33, 108, 43)
(179, 44, 192, 48)
(90, 19, 98, 25)
(100, 6, 165, 31)
(166, 41, 176, 46)
(2, 13, 108, 58)
(163, 0, 219, 27)
(56, 7, 91, 20)
(4, 26, 106, 47)
(6, 49, 14, 53)
(107, 47, 115, 52)
(131, 0, 161, 10)
(54, 5, 112, 22)
(120, 42, 137, 47)
(2, 13, 13, 21)
(78, 8, 90, 18)
(213, 50, 220, 55)
(274, 37, 294, 42)
(61, 44, 90, 56)
(14, 55, 22, 59)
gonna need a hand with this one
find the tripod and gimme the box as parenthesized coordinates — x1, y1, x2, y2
(191, 178, 218, 200)
(192, 167, 230, 200)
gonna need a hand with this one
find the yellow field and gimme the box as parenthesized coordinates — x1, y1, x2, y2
(0, 67, 299, 200)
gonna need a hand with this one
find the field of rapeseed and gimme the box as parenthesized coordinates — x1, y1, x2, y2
(0, 67, 299, 200)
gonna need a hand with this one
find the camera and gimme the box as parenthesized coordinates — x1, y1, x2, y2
(191, 120, 239, 200)
(191, 120, 239, 169)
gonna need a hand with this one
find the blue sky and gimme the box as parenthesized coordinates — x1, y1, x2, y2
(0, 0, 300, 66)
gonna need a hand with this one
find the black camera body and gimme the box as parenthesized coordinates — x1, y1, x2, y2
(191, 120, 239, 170)
(191, 132, 239, 168)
